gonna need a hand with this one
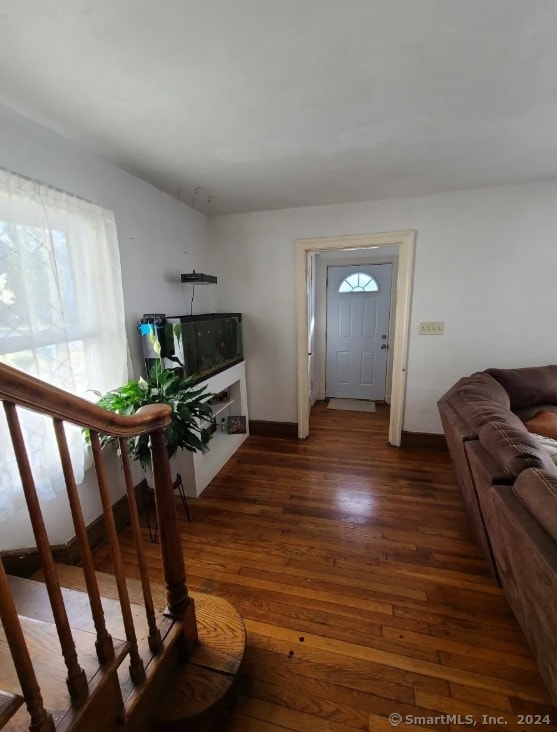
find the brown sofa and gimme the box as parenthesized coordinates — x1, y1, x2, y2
(438, 366, 557, 706)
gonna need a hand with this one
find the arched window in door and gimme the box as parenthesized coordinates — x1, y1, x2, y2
(338, 272, 379, 293)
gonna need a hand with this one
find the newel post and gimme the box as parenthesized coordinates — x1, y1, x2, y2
(150, 427, 199, 653)
(149, 427, 190, 615)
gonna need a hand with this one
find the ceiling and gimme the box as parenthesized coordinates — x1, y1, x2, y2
(1, 0, 556, 215)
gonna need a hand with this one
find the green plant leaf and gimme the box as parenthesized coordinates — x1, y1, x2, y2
(85, 364, 216, 466)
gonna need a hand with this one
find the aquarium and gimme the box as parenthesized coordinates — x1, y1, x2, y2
(139, 313, 243, 383)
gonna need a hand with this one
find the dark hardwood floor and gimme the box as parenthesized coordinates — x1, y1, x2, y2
(94, 401, 556, 731)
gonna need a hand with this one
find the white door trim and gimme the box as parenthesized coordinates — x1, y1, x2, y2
(295, 230, 416, 446)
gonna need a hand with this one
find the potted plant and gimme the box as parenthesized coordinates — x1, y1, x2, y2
(91, 360, 214, 471)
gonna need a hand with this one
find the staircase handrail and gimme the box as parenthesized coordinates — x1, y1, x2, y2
(0, 360, 198, 729)
(0, 362, 171, 436)
(0, 360, 191, 616)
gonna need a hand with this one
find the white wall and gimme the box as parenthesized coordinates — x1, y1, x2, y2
(3, 96, 557, 549)
(210, 180, 557, 433)
(0, 103, 213, 548)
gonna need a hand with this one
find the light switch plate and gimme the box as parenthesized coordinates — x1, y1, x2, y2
(419, 321, 445, 335)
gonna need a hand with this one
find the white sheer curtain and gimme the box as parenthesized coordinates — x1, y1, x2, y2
(0, 170, 128, 521)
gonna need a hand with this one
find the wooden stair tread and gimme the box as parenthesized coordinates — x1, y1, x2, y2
(38, 565, 169, 613)
(155, 591, 246, 729)
(27, 567, 180, 717)
(0, 690, 23, 728)
(45, 564, 246, 730)
(14, 564, 172, 658)
(47, 564, 245, 675)
(10, 574, 152, 645)
(6, 649, 129, 732)
(0, 613, 128, 712)
(188, 590, 245, 676)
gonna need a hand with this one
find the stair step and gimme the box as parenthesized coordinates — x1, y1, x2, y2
(7, 571, 183, 731)
(11, 573, 174, 666)
(26, 567, 182, 724)
(0, 611, 128, 716)
(154, 593, 246, 731)
(44, 564, 246, 731)
(0, 691, 23, 728)
(46, 564, 245, 673)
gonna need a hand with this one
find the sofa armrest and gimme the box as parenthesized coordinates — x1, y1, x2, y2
(489, 484, 557, 706)
(514, 468, 557, 544)
(464, 440, 512, 583)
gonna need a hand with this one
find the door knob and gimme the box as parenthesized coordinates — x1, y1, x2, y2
(380, 344, 388, 350)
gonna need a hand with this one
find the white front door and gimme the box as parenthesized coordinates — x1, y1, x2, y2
(325, 264, 392, 400)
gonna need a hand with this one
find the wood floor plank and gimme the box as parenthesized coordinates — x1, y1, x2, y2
(194, 578, 431, 635)
(242, 647, 418, 707)
(238, 563, 428, 602)
(415, 689, 557, 732)
(448, 682, 514, 713)
(186, 567, 396, 617)
(226, 711, 292, 731)
(368, 713, 440, 732)
(244, 619, 547, 702)
(381, 626, 537, 671)
(369, 559, 497, 590)
(242, 651, 457, 731)
(240, 697, 364, 732)
(95, 400, 556, 729)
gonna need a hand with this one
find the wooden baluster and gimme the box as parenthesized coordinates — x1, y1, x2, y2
(0, 556, 55, 731)
(53, 419, 115, 664)
(3, 402, 89, 706)
(119, 438, 162, 653)
(89, 431, 145, 685)
(149, 427, 190, 618)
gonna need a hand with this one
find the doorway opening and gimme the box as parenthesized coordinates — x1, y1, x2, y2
(295, 231, 416, 446)
(325, 261, 393, 403)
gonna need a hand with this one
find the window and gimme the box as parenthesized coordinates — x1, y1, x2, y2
(338, 272, 379, 293)
(0, 170, 128, 520)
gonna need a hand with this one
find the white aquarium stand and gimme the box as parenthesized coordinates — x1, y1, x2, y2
(174, 361, 249, 497)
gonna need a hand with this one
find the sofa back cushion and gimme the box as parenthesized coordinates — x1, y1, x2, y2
(478, 421, 557, 478)
(486, 365, 557, 411)
(513, 468, 557, 544)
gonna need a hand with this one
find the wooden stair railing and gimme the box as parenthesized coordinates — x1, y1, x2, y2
(0, 555, 54, 732)
(0, 361, 198, 728)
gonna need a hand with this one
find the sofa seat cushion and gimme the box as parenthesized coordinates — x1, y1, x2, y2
(478, 421, 557, 478)
(487, 365, 557, 411)
(513, 468, 557, 543)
